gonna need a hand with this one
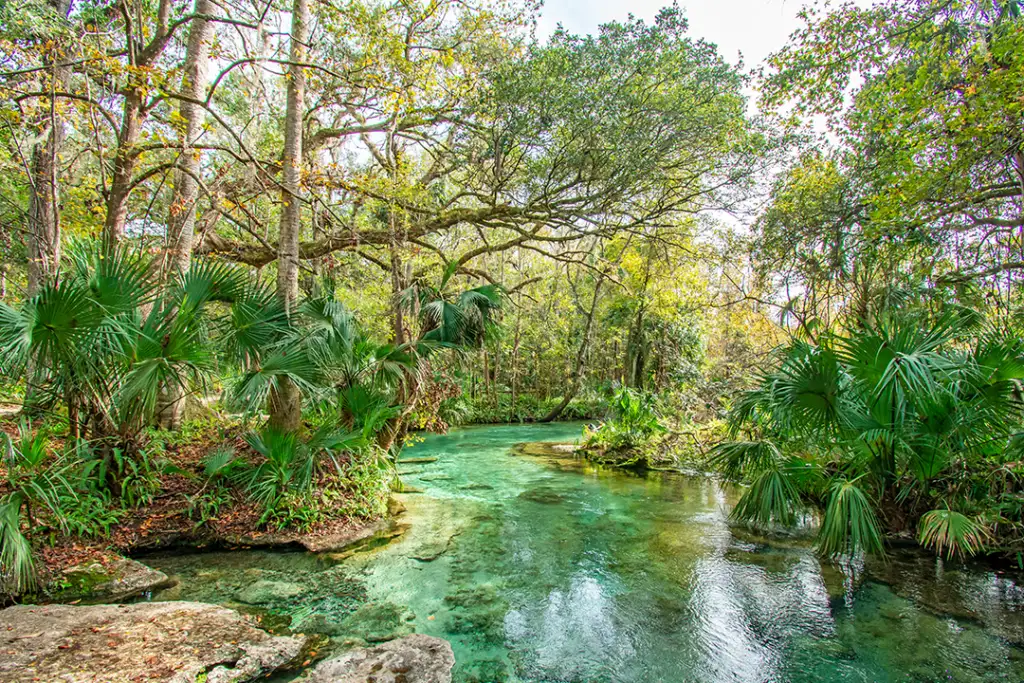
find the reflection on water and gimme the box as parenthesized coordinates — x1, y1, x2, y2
(145, 423, 1024, 682)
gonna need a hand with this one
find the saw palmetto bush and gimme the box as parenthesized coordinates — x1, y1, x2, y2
(0, 242, 279, 451)
(711, 311, 1024, 559)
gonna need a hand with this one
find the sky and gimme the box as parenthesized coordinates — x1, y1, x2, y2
(536, 0, 812, 72)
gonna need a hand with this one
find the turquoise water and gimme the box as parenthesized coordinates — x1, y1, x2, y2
(146, 423, 1024, 682)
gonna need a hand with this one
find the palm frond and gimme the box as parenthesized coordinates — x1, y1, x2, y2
(203, 446, 239, 479)
(731, 467, 802, 527)
(918, 509, 989, 559)
(0, 494, 35, 594)
(817, 479, 885, 557)
(708, 440, 783, 480)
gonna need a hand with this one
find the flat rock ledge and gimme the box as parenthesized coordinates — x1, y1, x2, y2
(0, 601, 307, 683)
(52, 557, 176, 603)
(299, 634, 454, 683)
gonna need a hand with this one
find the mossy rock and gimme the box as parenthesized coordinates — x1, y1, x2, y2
(458, 657, 510, 683)
(50, 557, 175, 603)
(443, 584, 507, 641)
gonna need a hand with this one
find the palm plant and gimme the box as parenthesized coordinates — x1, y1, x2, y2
(403, 264, 503, 349)
(0, 241, 293, 501)
(236, 425, 366, 525)
(300, 292, 414, 429)
(711, 311, 1024, 558)
(0, 421, 73, 593)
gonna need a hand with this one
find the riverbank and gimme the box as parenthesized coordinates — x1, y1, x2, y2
(0, 415, 397, 605)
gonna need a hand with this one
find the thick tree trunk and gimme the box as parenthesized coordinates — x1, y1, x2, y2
(26, 117, 63, 294)
(103, 91, 143, 245)
(156, 0, 214, 431)
(268, 0, 309, 432)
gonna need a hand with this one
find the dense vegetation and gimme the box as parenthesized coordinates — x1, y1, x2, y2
(1, 0, 1023, 597)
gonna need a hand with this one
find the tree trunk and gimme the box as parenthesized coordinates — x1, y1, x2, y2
(103, 0, 176, 245)
(540, 275, 605, 423)
(24, 0, 72, 415)
(156, 0, 214, 431)
(390, 244, 405, 345)
(103, 91, 143, 245)
(26, 0, 70, 293)
(268, 0, 309, 432)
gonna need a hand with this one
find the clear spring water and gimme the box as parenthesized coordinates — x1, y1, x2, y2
(144, 423, 1024, 682)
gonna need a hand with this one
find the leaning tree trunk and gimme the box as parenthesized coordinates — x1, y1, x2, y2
(268, 0, 309, 432)
(155, 0, 214, 431)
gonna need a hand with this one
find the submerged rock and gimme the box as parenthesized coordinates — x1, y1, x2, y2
(513, 442, 578, 458)
(411, 530, 462, 562)
(516, 486, 565, 505)
(236, 579, 307, 605)
(52, 556, 176, 603)
(458, 483, 494, 491)
(341, 602, 417, 642)
(0, 601, 307, 683)
(295, 601, 415, 643)
(298, 634, 454, 683)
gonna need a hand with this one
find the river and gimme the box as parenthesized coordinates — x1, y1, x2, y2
(144, 422, 1024, 682)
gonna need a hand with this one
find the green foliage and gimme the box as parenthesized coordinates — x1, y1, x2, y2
(583, 388, 667, 452)
(758, 0, 1024, 329)
(441, 391, 604, 426)
(817, 480, 886, 558)
(0, 494, 35, 594)
(712, 309, 1024, 558)
(0, 243, 272, 453)
(0, 421, 72, 592)
(236, 426, 368, 528)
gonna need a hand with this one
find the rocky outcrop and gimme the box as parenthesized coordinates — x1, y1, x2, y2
(51, 557, 176, 603)
(301, 518, 399, 553)
(0, 601, 307, 683)
(122, 510, 405, 556)
(298, 634, 454, 683)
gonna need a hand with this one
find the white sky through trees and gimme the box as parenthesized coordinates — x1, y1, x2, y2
(537, 0, 813, 70)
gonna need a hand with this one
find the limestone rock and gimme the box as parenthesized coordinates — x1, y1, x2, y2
(300, 518, 395, 553)
(299, 634, 454, 683)
(54, 557, 175, 603)
(0, 601, 307, 683)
